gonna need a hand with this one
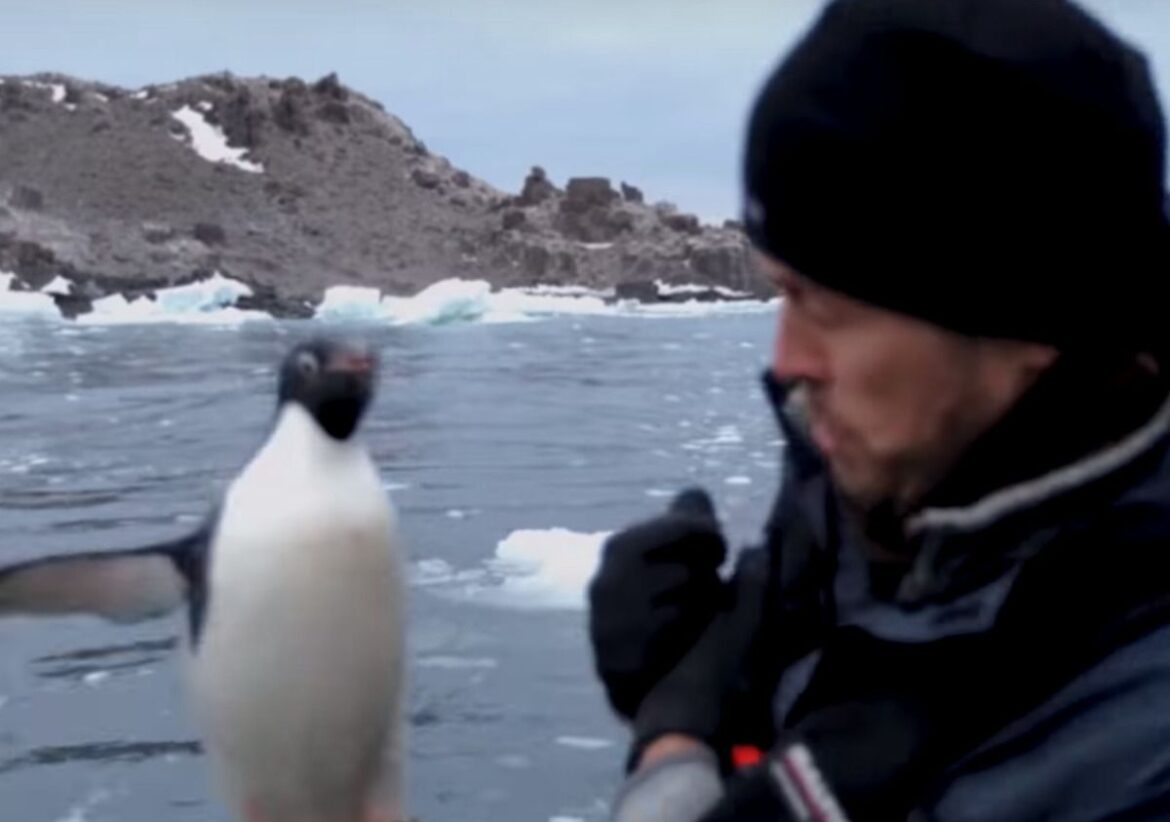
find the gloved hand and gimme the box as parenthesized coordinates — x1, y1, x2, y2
(629, 546, 773, 771)
(588, 488, 728, 720)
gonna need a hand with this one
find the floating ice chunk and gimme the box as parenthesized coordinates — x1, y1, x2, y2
(555, 736, 614, 751)
(77, 274, 267, 326)
(0, 271, 61, 318)
(414, 528, 609, 611)
(40, 275, 73, 296)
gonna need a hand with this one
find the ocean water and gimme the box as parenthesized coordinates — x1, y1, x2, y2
(0, 303, 782, 821)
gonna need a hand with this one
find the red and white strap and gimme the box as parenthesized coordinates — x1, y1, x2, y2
(770, 743, 851, 822)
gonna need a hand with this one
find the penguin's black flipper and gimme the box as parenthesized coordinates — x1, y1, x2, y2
(0, 526, 211, 625)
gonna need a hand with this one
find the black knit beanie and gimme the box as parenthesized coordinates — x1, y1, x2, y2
(743, 0, 1170, 352)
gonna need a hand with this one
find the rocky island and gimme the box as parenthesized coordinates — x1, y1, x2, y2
(0, 72, 764, 319)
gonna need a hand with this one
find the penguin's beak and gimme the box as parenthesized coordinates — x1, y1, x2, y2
(315, 347, 378, 440)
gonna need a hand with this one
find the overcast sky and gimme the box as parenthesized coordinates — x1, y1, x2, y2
(3, 0, 1169, 221)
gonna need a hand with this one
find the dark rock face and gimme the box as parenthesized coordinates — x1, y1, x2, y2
(0, 236, 62, 280)
(142, 222, 176, 244)
(565, 177, 618, 210)
(517, 166, 557, 206)
(502, 210, 527, 231)
(411, 169, 441, 190)
(620, 182, 644, 203)
(0, 70, 756, 318)
(9, 185, 44, 210)
(50, 293, 94, 319)
(614, 280, 659, 302)
(312, 72, 348, 100)
(556, 178, 634, 243)
(273, 81, 312, 135)
(689, 244, 743, 283)
(193, 223, 227, 246)
(318, 101, 351, 124)
(212, 88, 264, 149)
(662, 213, 702, 235)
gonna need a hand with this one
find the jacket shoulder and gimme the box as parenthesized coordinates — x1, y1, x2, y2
(928, 620, 1170, 821)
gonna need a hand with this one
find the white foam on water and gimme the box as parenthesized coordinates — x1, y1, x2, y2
(171, 105, 264, 173)
(682, 425, 745, 453)
(486, 288, 613, 321)
(654, 279, 751, 298)
(76, 273, 269, 326)
(54, 789, 112, 822)
(314, 277, 776, 327)
(725, 476, 753, 486)
(522, 284, 612, 298)
(416, 655, 498, 670)
(555, 736, 614, 751)
(635, 298, 779, 318)
(414, 528, 609, 611)
(82, 671, 110, 686)
(2, 453, 50, 474)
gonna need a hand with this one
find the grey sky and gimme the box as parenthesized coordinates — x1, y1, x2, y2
(2, 1, 1168, 220)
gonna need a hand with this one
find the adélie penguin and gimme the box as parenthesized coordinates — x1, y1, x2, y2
(0, 337, 409, 822)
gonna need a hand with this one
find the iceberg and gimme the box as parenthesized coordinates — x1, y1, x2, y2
(77, 273, 269, 326)
(316, 277, 775, 327)
(0, 272, 61, 319)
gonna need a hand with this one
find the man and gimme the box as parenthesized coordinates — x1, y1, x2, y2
(588, 0, 1170, 819)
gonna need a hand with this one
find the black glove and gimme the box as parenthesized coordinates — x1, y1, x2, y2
(588, 488, 727, 719)
(629, 545, 773, 771)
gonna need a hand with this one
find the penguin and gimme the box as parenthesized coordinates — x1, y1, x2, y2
(0, 337, 408, 822)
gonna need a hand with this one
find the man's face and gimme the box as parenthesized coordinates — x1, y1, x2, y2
(763, 254, 1057, 514)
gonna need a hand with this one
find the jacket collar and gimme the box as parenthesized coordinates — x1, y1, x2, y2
(906, 353, 1170, 537)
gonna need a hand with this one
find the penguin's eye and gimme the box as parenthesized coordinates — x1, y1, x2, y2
(297, 352, 320, 377)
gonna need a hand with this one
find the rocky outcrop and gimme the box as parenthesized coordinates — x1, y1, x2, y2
(9, 185, 44, 211)
(517, 166, 557, 207)
(0, 71, 761, 318)
(620, 182, 644, 204)
(554, 178, 634, 243)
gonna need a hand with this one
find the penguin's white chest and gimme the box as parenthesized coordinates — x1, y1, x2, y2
(190, 404, 407, 815)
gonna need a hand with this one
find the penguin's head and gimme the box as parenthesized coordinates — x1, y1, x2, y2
(277, 337, 378, 440)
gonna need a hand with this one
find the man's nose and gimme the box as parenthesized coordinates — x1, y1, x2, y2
(772, 302, 825, 383)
